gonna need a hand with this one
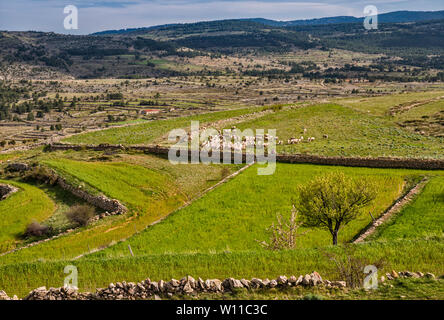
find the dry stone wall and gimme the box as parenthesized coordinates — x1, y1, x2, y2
(56, 176, 127, 216)
(0, 270, 437, 300)
(47, 143, 444, 170)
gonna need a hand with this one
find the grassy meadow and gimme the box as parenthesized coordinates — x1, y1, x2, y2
(370, 175, 444, 241)
(0, 89, 443, 300)
(230, 103, 443, 158)
(0, 239, 442, 298)
(85, 163, 437, 259)
(0, 180, 55, 253)
(335, 91, 444, 116)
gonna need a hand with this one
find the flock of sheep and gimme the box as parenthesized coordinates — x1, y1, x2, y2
(183, 126, 327, 152)
(199, 131, 278, 152)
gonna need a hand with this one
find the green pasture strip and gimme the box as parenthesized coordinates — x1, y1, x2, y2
(63, 107, 256, 145)
(394, 99, 444, 122)
(0, 152, 24, 163)
(86, 163, 439, 259)
(0, 180, 55, 253)
(334, 91, 444, 116)
(0, 239, 442, 298)
(231, 103, 443, 159)
(42, 158, 182, 211)
(370, 175, 444, 241)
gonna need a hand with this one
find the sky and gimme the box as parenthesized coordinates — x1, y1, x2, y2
(1, 0, 444, 34)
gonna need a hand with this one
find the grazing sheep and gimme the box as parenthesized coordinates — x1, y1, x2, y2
(323, 134, 329, 139)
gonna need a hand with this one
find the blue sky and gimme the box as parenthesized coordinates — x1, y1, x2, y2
(1, 0, 444, 34)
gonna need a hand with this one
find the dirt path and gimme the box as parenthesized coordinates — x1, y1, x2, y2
(353, 177, 429, 243)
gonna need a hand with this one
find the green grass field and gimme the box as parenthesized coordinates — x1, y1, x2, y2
(84, 163, 436, 259)
(230, 104, 443, 158)
(0, 239, 442, 298)
(0, 90, 443, 300)
(0, 154, 239, 265)
(370, 176, 444, 241)
(335, 91, 444, 116)
(0, 180, 55, 253)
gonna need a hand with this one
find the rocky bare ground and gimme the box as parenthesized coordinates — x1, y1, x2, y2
(0, 271, 437, 300)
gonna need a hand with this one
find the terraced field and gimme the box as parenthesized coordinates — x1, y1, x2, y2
(0, 153, 239, 265)
(0, 180, 55, 253)
(370, 175, 444, 241)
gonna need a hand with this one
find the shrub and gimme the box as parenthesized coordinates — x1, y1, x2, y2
(324, 245, 385, 289)
(221, 166, 231, 179)
(65, 205, 95, 226)
(24, 221, 51, 238)
(23, 166, 58, 185)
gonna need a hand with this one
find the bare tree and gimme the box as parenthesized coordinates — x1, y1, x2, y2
(258, 206, 306, 250)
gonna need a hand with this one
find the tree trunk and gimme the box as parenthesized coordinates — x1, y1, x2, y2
(332, 231, 338, 245)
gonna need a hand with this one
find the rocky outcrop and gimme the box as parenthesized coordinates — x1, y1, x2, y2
(0, 184, 18, 200)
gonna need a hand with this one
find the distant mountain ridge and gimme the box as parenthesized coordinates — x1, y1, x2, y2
(92, 10, 444, 35)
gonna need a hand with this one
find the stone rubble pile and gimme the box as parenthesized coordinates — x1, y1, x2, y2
(5, 162, 30, 172)
(383, 270, 436, 281)
(0, 184, 18, 200)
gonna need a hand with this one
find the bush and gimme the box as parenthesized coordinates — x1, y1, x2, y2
(65, 205, 95, 226)
(23, 166, 58, 185)
(324, 245, 385, 289)
(24, 221, 51, 238)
